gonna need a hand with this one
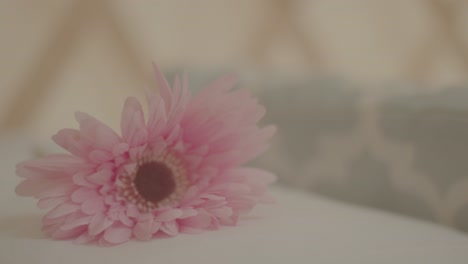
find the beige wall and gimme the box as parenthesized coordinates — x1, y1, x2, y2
(1, 0, 468, 138)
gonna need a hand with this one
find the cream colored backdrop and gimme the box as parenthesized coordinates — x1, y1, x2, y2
(2, 0, 468, 136)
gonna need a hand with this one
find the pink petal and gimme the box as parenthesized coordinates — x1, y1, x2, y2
(149, 136, 167, 155)
(112, 142, 129, 157)
(198, 74, 238, 98)
(119, 211, 134, 227)
(179, 208, 198, 219)
(180, 186, 199, 204)
(86, 169, 113, 185)
(71, 188, 98, 203)
(104, 194, 115, 205)
(43, 215, 67, 226)
(209, 216, 221, 229)
(88, 150, 113, 164)
(98, 162, 115, 172)
(81, 198, 105, 215)
(72, 172, 95, 187)
(160, 220, 179, 236)
(146, 93, 167, 142)
(37, 197, 68, 209)
(200, 193, 225, 201)
(219, 214, 238, 226)
(121, 97, 148, 147)
(133, 220, 153, 241)
(180, 226, 205, 234)
(165, 75, 185, 129)
(45, 203, 80, 219)
(200, 199, 227, 209)
(211, 183, 251, 197)
(16, 154, 84, 180)
(49, 226, 87, 240)
(52, 128, 92, 158)
(164, 124, 181, 146)
(154, 209, 183, 222)
(152, 62, 172, 112)
(137, 213, 153, 221)
(184, 154, 203, 169)
(108, 207, 120, 221)
(89, 213, 113, 235)
(74, 233, 96, 244)
(128, 145, 148, 161)
(103, 225, 132, 244)
(16, 178, 73, 198)
(151, 221, 162, 233)
(75, 112, 121, 152)
(126, 205, 140, 218)
(208, 207, 233, 218)
(60, 215, 92, 230)
(228, 197, 256, 214)
(98, 237, 114, 247)
(178, 210, 211, 230)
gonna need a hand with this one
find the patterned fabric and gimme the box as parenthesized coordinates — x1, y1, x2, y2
(250, 77, 468, 232)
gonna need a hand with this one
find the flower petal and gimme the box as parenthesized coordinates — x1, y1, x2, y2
(71, 188, 98, 203)
(103, 225, 132, 244)
(152, 62, 172, 112)
(52, 129, 92, 158)
(112, 142, 129, 157)
(160, 220, 178, 236)
(197, 73, 238, 99)
(126, 205, 139, 218)
(16, 154, 84, 179)
(87, 169, 113, 185)
(179, 208, 198, 219)
(60, 215, 92, 230)
(121, 97, 148, 147)
(45, 203, 80, 219)
(137, 213, 153, 221)
(81, 198, 105, 215)
(89, 150, 114, 164)
(119, 211, 134, 227)
(151, 221, 162, 234)
(146, 93, 167, 142)
(74, 233, 96, 244)
(72, 172, 95, 187)
(154, 209, 183, 222)
(133, 220, 153, 241)
(37, 197, 68, 209)
(16, 178, 75, 199)
(200, 193, 225, 201)
(179, 210, 211, 230)
(208, 207, 233, 218)
(75, 111, 121, 152)
(89, 213, 113, 235)
(49, 226, 87, 240)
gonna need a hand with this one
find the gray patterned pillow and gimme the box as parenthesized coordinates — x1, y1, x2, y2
(252, 78, 468, 233)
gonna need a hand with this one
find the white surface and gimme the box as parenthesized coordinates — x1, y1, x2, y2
(1, 137, 468, 263)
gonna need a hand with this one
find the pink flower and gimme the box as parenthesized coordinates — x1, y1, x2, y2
(15, 64, 276, 246)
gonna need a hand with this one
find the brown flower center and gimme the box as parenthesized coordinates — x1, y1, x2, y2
(133, 161, 176, 204)
(118, 151, 189, 212)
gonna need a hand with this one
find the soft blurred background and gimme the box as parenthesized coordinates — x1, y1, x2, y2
(2, 0, 468, 233)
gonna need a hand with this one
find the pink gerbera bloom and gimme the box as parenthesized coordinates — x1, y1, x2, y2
(15, 65, 276, 246)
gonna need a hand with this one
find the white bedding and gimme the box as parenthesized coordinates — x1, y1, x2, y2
(2, 188, 468, 263)
(1, 137, 468, 263)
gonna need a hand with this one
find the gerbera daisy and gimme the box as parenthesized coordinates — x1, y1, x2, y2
(15, 64, 276, 246)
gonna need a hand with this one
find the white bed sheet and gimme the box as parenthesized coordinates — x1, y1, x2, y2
(1, 137, 468, 264)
